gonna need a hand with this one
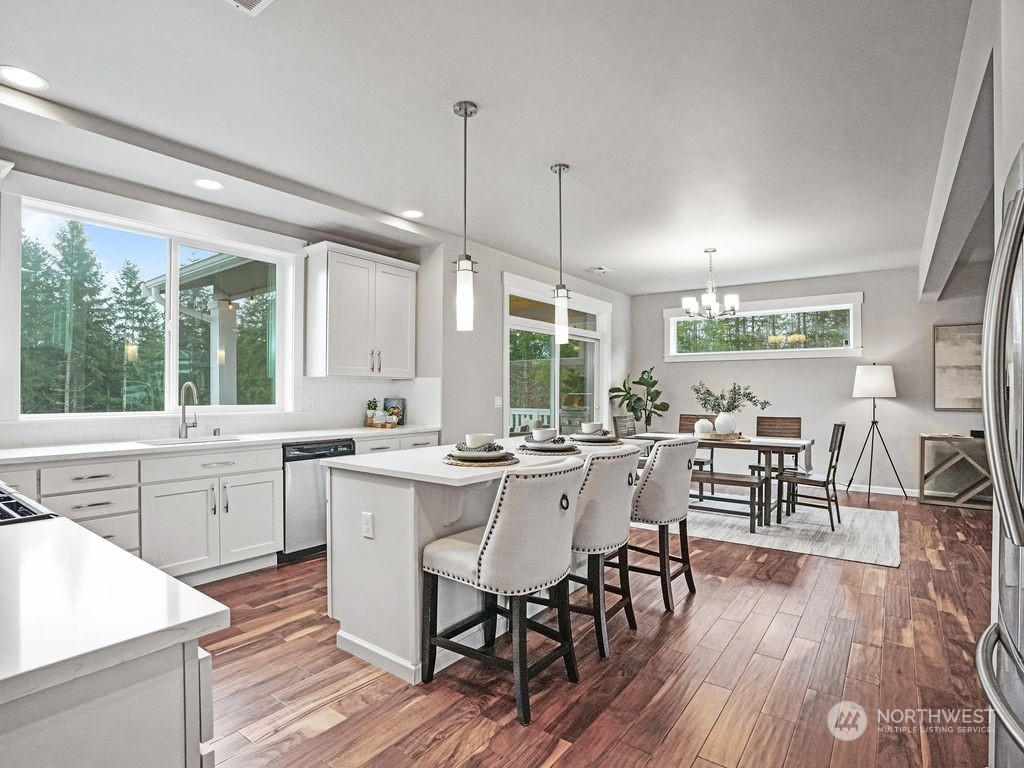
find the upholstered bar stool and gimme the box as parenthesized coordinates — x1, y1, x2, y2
(622, 437, 699, 611)
(420, 457, 585, 725)
(533, 444, 642, 659)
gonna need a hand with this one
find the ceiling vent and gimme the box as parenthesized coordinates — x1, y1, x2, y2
(223, 0, 278, 17)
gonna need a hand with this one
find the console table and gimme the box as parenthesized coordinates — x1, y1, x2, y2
(918, 433, 991, 509)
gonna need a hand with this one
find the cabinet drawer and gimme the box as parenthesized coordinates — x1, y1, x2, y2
(0, 467, 38, 499)
(77, 512, 140, 551)
(44, 486, 140, 520)
(355, 437, 401, 454)
(40, 460, 138, 495)
(400, 434, 438, 450)
(141, 447, 280, 483)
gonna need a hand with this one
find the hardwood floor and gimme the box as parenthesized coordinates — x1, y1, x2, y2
(197, 493, 992, 767)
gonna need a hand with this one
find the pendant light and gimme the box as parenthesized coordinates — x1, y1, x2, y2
(551, 162, 571, 345)
(681, 247, 739, 319)
(453, 100, 478, 332)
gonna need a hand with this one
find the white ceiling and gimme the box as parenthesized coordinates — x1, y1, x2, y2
(0, 0, 972, 296)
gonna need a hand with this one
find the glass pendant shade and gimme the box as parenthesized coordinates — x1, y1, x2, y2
(554, 285, 569, 345)
(455, 257, 474, 332)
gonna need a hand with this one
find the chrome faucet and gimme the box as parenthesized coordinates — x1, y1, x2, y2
(179, 381, 199, 438)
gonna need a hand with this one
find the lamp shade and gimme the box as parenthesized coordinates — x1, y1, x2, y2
(852, 364, 896, 398)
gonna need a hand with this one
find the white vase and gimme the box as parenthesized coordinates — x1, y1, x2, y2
(694, 418, 714, 434)
(714, 412, 736, 434)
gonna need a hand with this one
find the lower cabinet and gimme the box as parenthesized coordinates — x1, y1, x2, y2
(141, 469, 283, 577)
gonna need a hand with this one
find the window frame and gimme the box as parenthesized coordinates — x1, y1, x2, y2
(2, 182, 301, 420)
(663, 292, 864, 363)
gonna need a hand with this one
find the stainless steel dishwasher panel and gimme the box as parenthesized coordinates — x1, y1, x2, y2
(282, 439, 355, 559)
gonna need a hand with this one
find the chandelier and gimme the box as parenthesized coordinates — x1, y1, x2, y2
(681, 247, 739, 319)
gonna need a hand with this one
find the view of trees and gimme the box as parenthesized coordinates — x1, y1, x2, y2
(21, 219, 275, 414)
(674, 309, 851, 353)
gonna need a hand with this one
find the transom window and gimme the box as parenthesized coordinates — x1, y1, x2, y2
(664, 292, 863, 362)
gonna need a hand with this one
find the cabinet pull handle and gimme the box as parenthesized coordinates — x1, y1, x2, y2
(410, 442, 430, 447)
(370, 350, 375, 373)
(102, 534, 116, 540)
(223, 483, 229, 513)
(210, 485, 217, 516)
(377, 350, 381, 372)
(201, 461, 235, 468)
(71, 501, 114, 510)
(369, 446, 391, 451)
(71, 473, 114, 481)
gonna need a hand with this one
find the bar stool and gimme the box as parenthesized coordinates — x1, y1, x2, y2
(420, 457, 585, 725)
(533, 444, 642, 659)
(623, 437, 699, 611)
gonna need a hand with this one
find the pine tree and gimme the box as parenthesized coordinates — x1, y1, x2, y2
(20, 236, 64, 413)
(111, 261, 165, 411)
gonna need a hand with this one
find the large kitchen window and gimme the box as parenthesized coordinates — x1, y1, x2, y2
(19, 201, 287, 415)
(504, 275, 610, 436)
(663, 292, 863, 362)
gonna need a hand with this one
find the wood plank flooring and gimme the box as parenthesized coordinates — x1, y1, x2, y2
(197, 493, 992, 767)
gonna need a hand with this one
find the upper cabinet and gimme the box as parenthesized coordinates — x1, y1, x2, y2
(305, 243, 418, 378)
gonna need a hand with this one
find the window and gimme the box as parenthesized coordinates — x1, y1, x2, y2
(20, 201, 286, 415)
(503, 274, 610, 436)
(663, 292, 863, 362)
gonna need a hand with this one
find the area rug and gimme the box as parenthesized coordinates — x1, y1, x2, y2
(645, 503, 901, 567)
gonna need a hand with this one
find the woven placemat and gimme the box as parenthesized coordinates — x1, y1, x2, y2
(699, 433, 751, 442)
(515, 444, 582, 456)
(442, 454, 520, 467)
(569, 438, 624, 446)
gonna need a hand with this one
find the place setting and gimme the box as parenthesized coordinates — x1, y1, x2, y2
(516, 427, 582, 456)
(443, 433, 520, 467)
(569, 421, 622, 445)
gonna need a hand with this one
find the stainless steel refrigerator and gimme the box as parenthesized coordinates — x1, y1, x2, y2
(979, 142, 1024, 766)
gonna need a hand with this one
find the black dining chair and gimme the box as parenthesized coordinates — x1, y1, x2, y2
(778, 422, 846, 530)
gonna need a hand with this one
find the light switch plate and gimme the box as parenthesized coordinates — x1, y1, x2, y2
(494, 396, 502, 408)
(360, 511, 374, 539)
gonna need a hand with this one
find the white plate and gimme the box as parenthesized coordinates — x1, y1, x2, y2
(450, 448, 510, 461)
(518, 441, 576, 452)
(570, 433, 617, 443)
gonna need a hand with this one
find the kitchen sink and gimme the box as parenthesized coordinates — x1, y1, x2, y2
(138, 436, 241, 446)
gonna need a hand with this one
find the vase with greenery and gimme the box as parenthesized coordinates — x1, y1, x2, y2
(691, 381, 770, 434)
(608, 367, 670, 430)
(366, 398, 378, 419)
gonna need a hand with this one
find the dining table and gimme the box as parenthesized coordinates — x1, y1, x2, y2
(633, 432, 815, 524)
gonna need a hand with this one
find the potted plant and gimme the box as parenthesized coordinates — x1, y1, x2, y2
(608, 367, 670, 431)
(366, 398, 378, 420)
(691, 381, 770, 434)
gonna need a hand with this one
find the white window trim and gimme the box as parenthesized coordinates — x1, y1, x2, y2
(502, 273, 612, 430)
(663, 291, 863, 363)
(2, 176, 304, 420)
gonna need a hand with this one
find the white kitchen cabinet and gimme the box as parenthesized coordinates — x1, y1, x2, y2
(40, 459, 140, 555)
(400, 434, 439, 450)
(355, 436, 402, 454)
(141, 449, 283, 577)
(0, 467, 38, 499)
(305, 242, 418, 378)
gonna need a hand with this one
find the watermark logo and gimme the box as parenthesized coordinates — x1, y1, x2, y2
(827, 700, 868, 741)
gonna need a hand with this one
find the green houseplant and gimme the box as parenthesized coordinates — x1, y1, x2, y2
(608, 367, 670, 430)
(691, 381, 770, 434)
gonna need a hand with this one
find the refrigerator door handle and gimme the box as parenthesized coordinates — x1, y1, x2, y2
(978, 622, 1024, 752)
(983, 179, 1024, 545)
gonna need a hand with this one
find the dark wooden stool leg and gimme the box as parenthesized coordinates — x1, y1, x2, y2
(511, 595, 530, 724)
(483, 592, 498, 645)
(679, 519, 696, 594)
(748, 487, 756, 533)
(658, 523, 675, 611)
(616, 543, 637, 629)
(421, 571, 438, 682)
(588, 553, 611, 659)
(554, 578, 579, 682)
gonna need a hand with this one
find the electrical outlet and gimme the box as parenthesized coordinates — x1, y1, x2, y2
(494, 396, 502, 408)
(360, 511, 374, 539)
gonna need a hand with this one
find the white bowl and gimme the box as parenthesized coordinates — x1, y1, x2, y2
(580, 422, 603, 434)
(531, 428, 557, 442)
(465, 432, 495, 449)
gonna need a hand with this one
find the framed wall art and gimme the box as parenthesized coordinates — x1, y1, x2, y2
(933, 323, 982, 411)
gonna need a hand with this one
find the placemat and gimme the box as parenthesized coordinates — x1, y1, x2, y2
(515, 445, 582, 456)
(700, 433, 751, 442)
(442, 454, 520, 467)
(569, 438, 624, 446)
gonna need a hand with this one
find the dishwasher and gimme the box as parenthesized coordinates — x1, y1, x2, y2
(281, 438, 355, 561)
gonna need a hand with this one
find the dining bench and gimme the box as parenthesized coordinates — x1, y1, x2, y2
(688, 469, 769, 533)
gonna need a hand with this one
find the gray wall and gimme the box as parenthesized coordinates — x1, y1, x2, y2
(628, 266, 985, 495)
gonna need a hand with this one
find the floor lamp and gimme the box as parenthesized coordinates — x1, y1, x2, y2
(845, 363, 907, 505)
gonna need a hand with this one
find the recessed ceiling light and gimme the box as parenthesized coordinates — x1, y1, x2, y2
(193, 178, 224, 191)
(401, 210, 424, 219)
(587, 266, 612, 275)
(0, 66, 49, 91)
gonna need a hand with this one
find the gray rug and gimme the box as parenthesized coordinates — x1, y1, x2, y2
(641, 502, 901, 567)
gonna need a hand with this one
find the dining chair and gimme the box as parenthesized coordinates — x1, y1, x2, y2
(678, 413, 716, 495)
(420, 457, 585, 725)
(749, 415, 803, 475)
(614, 437, 699, 611)
(779, 422, 846, 530)
(612, 415, 636, 438)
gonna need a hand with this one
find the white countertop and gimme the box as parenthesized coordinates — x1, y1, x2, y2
(322, 436, 630, 486)
(0, 425, 441, 466)
(0, 517, 230, 706)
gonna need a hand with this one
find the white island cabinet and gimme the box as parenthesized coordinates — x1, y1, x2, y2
(0, 517, 228, 768)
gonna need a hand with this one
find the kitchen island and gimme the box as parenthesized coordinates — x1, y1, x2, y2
(0, 516, 229, 768)
(322, 437, 605, 683)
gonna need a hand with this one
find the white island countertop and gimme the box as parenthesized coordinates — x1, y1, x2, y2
(0, 517, 229, 706)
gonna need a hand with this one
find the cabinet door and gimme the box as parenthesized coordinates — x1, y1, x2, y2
(141, 478, 219, 576)
(219, 470, 283, 565)
(375, 263, 416, 378)
(326, 252, 376, 376)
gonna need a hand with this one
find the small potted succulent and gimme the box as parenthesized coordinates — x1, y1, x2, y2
(366, 398, 379, 420)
